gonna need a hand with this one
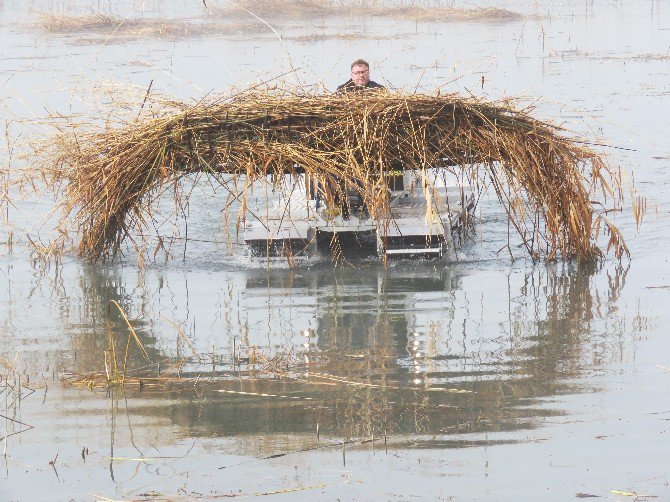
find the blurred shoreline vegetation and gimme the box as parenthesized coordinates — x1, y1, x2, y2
(32, 1, 523, 43)
(206, 0, 523, 22)
(36, 12, 271, 40)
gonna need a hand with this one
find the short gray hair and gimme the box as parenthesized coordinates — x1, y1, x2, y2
(350, 59, 369, 70)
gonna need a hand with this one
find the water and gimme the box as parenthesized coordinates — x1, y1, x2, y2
(1, 1, 669, 500)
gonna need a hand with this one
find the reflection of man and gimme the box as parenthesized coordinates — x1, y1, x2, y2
(336, 59, 385, 93)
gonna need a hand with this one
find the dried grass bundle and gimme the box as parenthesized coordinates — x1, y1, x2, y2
(42, 88, 629, 262)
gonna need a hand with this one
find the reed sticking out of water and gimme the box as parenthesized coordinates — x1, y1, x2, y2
(104, 300, 148, 385)
(1, 361, 36, 448)
(41, 87, 632, 262)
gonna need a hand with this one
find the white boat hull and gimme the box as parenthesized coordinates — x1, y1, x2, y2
(243, 173, 474, 262)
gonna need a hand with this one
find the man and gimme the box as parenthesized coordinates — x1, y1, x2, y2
(332, 60, 387, 219)
(336, 59, 385, 93)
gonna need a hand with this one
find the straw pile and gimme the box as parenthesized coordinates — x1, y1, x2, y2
(43, 89, 628, 262)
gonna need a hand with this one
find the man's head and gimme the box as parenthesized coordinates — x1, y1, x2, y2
(350, 59, 371, 87)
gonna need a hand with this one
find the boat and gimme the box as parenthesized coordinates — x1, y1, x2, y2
(243, 168, 475, 263)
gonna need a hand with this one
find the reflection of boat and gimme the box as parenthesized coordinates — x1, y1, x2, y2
(62, 263, 632, 455)
(243, 170, 474, 262)
(244, 266, 461, 364)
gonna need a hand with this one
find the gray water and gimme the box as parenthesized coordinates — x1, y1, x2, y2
(1, 1, 669, 500)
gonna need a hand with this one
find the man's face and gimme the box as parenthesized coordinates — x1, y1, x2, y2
(351, 64, 370, 86)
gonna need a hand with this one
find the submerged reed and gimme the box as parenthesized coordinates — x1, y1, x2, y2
(40, 87, 630, 262)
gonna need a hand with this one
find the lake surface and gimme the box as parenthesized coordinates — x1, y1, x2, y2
(1, 1, 669, 500)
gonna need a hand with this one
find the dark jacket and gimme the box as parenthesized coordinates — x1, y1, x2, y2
(336, 79, 386, 93)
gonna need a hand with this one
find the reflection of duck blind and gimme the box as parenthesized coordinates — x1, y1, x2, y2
(385, 164, 405, 191)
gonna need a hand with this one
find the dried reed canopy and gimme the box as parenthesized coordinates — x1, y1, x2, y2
(48, 90, 627, 261)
